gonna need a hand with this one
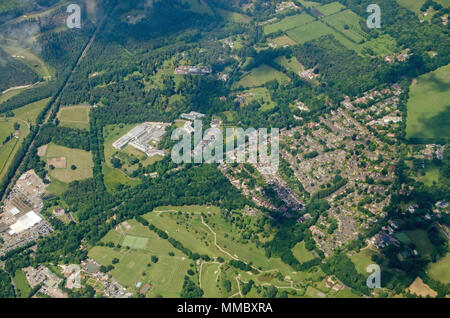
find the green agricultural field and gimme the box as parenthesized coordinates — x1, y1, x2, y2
(239, 87, 276, 111)
(422, 166, 440, 186)
(427, 253, 450, 284)
(41, 142, 93, 183)
(305, 285, 326, 298)
(45, 175, 68, 195)
(298, 0, 320, 8)
(331, 29, 362, 53)
(316, 1, 346, 16)
(271, 35, 297, 47)
(100, 227, 123, 245)
(274, 56, 304, 73)
(0, 81, 49, 105)
(360, 34, 398, 56)
(0, 118, 30, 180)
(333, 287, 361, 298)
(287, 20, 333, 44)
(13, 98, 50, 124)
(350, 249, 379, 276)
(13, 269, 31, 298)
(216, 8, 251, 23)
(0, 86, 25, 104)
(323, 9, 367, 43)
(57, 105, 90, 130)
(263, 13, 315, 34)
(406, 64, 450, 140)
(101, 220, 153, 245)
(0, 145, 17, 179)
(89, 219, 191, 297)
(0, 119, 14, 142)
(396, 0, 427, 15)
(122, 235, 150, 250)
(292, 242, 315, 263)
(102, 163, 140, 192)
(435, 0, 450, 7)
(181, 0, 214, 15)
(2, 46, 55, 80)
(235, 64, 289, 88)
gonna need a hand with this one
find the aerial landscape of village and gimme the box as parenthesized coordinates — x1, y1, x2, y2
(0, 0, 448, 307)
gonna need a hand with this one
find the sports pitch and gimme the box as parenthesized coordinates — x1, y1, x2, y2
(57, 105, 90, 130)
(122, 235, 149, 250)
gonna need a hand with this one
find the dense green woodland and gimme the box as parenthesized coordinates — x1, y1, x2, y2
(0, 48, 39, 92)
(0, 270, 15, 298)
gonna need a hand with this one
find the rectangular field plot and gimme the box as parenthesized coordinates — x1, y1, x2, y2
(89, 246, 190, 297)
(287, 20, 334, 44)
(122, 235, 149, 249)
(43, 143, 93, 183)
(427, 253, 450, 284)
(316, 1, 346, 16)
(323, 10, 367, 43)
(406, 64, 450, 140)
(13, 98, 50, 124)
(264, 13, 315, 34)
(396, 0, 427, 15)
(0, 119, 30, 180)
(57, 105, 90, 130)
(298, 0, 320, 8)
(274, 56, 305, 73)
(234, 64, 290, 88)
(292, 241, 315, 263)
(271, 35, 297, 47)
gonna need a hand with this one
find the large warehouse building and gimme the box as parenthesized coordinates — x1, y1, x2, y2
(8, 211, 42, 235)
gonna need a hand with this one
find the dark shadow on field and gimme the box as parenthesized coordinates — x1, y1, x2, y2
(422, 105, 450, 139)
(420, 72, 450, 93)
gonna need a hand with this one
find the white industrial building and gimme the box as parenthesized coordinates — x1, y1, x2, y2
(8, 211, 42, 235)
(181, 111, 205, 121)
(112, 124, 149, 150)
(112, 122, 170, 157)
